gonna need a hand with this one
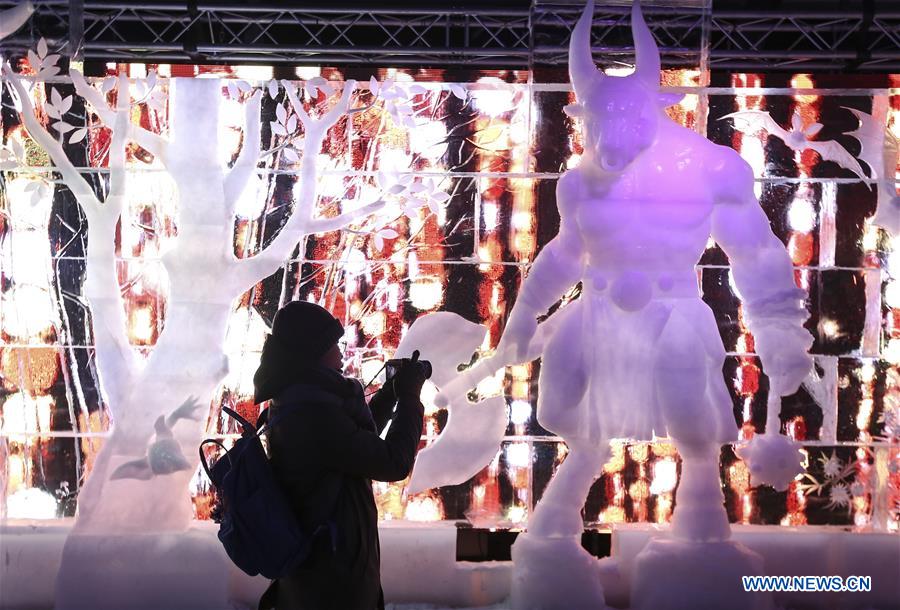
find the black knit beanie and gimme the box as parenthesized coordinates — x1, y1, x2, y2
(252, 301, 344, 404)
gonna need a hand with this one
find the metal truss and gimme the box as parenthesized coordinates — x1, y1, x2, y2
(1, 1, 899, 73)
(708, 9, 900, 72)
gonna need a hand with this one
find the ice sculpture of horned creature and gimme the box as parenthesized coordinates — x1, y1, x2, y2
(402, 1, 812, 608)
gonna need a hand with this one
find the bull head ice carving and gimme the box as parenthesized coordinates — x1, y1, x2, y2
(402, 1, 814, 608)
(564, 0, 682, 173)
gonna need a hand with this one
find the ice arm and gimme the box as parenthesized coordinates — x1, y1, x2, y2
(710, 164, 812, 395)
(514, 235, 583, 318)
(497, 173, 585, 362)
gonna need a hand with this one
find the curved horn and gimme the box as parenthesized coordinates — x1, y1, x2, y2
(632, 0, 661, 87)
(569, 0, 601, 96)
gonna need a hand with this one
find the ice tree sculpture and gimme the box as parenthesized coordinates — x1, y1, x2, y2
(1, 49, 437, 607)
(0, 1, 34, 42)
(401, 1, 814, 608)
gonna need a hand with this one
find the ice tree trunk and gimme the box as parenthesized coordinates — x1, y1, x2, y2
(72, 79, 242, 534)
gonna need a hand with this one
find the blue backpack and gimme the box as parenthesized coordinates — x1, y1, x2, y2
(199, 405, 337, 579)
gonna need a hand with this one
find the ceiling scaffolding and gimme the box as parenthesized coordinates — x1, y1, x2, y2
(1, 1, 898, 73)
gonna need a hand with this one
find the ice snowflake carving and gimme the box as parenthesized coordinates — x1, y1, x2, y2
(798, 449, 872, 516)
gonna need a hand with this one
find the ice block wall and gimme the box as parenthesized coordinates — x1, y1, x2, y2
(1, 33, 898, 534)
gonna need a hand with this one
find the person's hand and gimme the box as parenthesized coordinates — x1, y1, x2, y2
(391, 358, 428, 399)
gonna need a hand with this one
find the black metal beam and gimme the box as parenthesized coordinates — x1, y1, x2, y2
(1, 1, 898, 72)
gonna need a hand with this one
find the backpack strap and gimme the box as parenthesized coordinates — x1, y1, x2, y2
(222, 407, 257, 436)
(199, 438, 230, 482)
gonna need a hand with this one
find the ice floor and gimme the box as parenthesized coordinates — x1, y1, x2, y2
(3, 520, 898, 610)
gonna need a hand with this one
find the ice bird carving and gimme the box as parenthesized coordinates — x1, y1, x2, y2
(110, 397, 203, 480)
(723, 110, 866, 180)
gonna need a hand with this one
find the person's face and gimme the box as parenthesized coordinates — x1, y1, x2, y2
(320, 343, 343, 371)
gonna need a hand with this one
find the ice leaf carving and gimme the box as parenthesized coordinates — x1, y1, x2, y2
(11, 139, 24, 161)
(270, 121, 287, 137)
(373, 227, 398, 250)
(52, 120, 74, 134)
(305, 76, 331, 98)
(26, 49, 40, 72)
(448, 83, 467, 100)
(58, 94, 72, 114)
(69, 128, 88, 144)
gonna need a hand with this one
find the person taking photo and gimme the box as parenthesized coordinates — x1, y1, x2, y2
(254, 301, 426, 610)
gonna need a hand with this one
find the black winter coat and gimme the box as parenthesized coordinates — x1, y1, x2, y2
(258, 366, 424, 610)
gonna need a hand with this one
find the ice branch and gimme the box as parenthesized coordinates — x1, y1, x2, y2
(107, 73, 129, 201)
(69, 69, 169, 163)
(78, 73, 138, 405)
(69, 69, 114, 122)
(231, 81, 359, 291)
(282, 84, 312, 130)
(0, 1, 34, 41)
(224, 90, 262, 213)
(4, 64, 137, 406)
(3, 64, 102, 213)
(307, 200, 385, 233)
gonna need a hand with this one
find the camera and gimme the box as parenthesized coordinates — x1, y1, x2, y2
(385, 350, 432, 381)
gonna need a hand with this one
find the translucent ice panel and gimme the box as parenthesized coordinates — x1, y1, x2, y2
(0, 346, 108, 434)
(374, 440, 530, 528)
(1, 57, 897, 535)
(708, 93, 890, 182)
(1, 434, 98, 519)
